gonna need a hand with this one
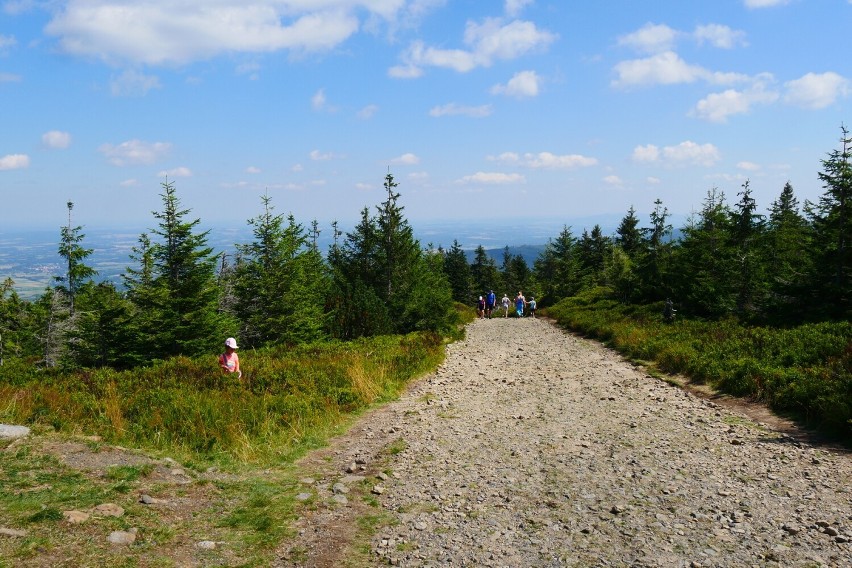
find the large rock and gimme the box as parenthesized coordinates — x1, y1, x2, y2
(0, 424, 30, 440)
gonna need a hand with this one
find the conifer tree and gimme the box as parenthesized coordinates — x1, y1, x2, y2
(443, 240, 472, 303)
(57, 201, 97, 315)
(234, 196, 328, 346)
(615, 205, 643, 260)
(72, 282, 137, 368)
(766, 181, 811, 319)
(576, 225, 611, 288)
(327, 172, 452, 337)
(0, 278, 28, 365)
(139, 180, 223, 357)
(807, 125, 852, 318)
(637, 199, 674, 303)
(729, 180, 767, 318)
(533, 226, 580, 305)
(469, 245, 500, 301)
(376, 172, 422, 312)
(673, 190, 733, 315)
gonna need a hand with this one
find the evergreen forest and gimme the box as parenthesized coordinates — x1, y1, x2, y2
(1, 129, 851, 444)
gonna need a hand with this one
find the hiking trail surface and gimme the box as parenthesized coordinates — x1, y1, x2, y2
(277, 317, 852, 567)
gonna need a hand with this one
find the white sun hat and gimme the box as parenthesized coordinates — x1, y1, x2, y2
(225, 337, 238, 349)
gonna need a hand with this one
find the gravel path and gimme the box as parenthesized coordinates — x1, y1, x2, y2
(278, 317, 852, 567)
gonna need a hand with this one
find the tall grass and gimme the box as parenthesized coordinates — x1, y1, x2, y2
(0, 331, 447, 464)
(545, 288, 852, 442)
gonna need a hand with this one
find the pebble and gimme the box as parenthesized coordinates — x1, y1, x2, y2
(107, 528, 137, 545)
(363, 319, 852, 567)
(280, 318, 852, 567)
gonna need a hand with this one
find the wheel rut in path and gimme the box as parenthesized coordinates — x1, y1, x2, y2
(275, 317, 852, 567)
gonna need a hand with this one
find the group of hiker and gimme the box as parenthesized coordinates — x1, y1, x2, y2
(222, 290, 540, 380)
(476, 290, 536, 319)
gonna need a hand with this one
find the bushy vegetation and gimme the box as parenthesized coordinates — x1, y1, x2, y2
(1, 126, 850, 446)
(546, 290, 852, 440)
(0, 332, 447, 462)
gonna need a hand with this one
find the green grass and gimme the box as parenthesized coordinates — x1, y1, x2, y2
(0, 324, 455, 566)
(544, 289, 852, 443)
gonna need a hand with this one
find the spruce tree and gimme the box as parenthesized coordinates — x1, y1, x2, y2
(235, 196, 327, 347)
(533, 226, 580, 305)
(673, 190, 733, 316)
(443, 240, 472, 303)
(615, 205, 643, 260)
(576, 225, 610, 288)
(766, 181, 811, 320)
(807, 125, 852, 318)
(144, 180, 222, 357)
(469, 245, 500, 301)
(729, 180, 767, 318)
(637, 199, 674, 303)
(57, 201, 97, 315)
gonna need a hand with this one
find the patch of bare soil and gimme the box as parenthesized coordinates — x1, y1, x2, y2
(273, 406, 413, 567)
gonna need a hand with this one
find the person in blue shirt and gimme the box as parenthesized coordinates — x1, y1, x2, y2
(485, 290, 497, 318)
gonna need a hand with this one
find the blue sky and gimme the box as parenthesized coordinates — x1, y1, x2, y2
(1, 0, 850, 233)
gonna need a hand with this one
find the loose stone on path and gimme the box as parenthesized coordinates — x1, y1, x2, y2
(276, 317, 852, 567)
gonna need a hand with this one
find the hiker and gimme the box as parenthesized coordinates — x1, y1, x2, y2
(501, 293, 510, 317)
(515, 291, 526, 317)
(476, 296, 486, 318)
(529, 296, 537, 318)
(219, 337, 242, 379)
(486, 290, 496, 318)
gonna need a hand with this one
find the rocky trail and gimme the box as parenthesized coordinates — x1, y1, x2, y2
(276, 317, 852, 567)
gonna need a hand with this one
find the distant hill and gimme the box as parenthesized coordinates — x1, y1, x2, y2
(463, 244, 545, 267)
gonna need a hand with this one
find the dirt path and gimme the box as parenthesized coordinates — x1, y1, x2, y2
(276, 317, 851, 567)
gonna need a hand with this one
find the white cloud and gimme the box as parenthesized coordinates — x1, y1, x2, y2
(783, 72, 850, 109)
(617, 23, 679, 54)
(311, 88, 326, 110)
(504, 0, 532, 18)
(458, 172, 525, 184)
(429, 103, 493, 118)
(491, 151, 597, 169)
(0, 72, 21, 83)
(632, 141, 720, 167)
(692, 75, 779, 122)
(120, 178, 139, 187)
(99, 139, 172, 166)
(744, 0, 790, 8)
(110, 69, 161, 96)
(42, 130, 72, 149)
(693, 24, 747, 49)
(158, 166, 192, 178)
(632, 145, 660, 162)
(391, 153, 420, 165)
(392, 18, 556, 76)
(43, 1, 395, 66)
(490, 70, 540, 98)
(646, 176, 661, 184)
(0, 154, 29, 170)
(408, 171, 429, 182)
(603, 175, 623, 186)
(357, 104, 379, 119)
(309, 149, 337, 161)
(613, 51, 706, 87)
(664, 141, 721, 166)
(737, 161, 761, 171)
(246, 166, 261, 174)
